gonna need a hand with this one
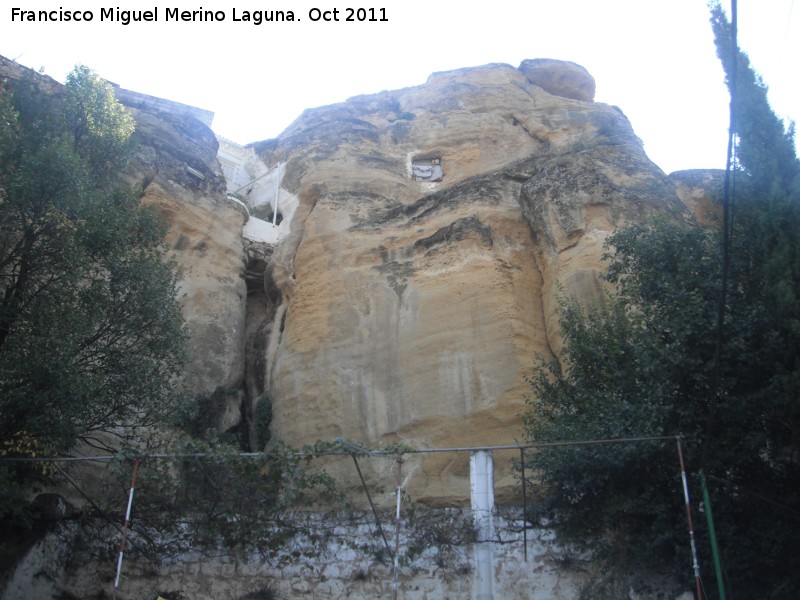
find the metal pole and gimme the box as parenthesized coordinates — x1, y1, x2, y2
(272, 163, 281, 225)
(393, 456, 403, 600)
(677, 438, 703, 600)
(230, 161, 280, 196)
(700, 471, 726, 600)
(113, 457, 140, 600)
(519, 448, 528, 562)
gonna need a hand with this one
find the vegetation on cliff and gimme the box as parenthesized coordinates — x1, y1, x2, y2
(0, 65, 344, 575)
(0, 66, 187, 522)
(524, 5, 800, 598)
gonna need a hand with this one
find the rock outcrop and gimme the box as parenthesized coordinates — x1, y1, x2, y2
(98, 85, 252, 439)
(670, 169, 725, 224)
(0, 54, 705, 503)
(0, 54, 711, 600)
(0, 55, 248, 427)
(118, 94, 249, 429)
(247, 60, 690, 502)
(518, 58, 596, 102)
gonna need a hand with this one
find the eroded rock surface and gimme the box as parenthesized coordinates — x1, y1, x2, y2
(0, 54, 714, 600)
(117, 92, 249, 428)
(0, 55, 715, 504)
(249, 60, 690, 501)
(519, 58, 596, 102)
(0, 55, 249, 420)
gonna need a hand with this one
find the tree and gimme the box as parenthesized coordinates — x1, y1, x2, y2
(104, 441, 344, 560)
(0, 66, 187, 520)
(524, 222, 717, 571)
(709, 2, 799, 197)
(524, 6, 800, 597)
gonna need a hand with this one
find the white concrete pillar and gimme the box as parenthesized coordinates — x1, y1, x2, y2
(470, 450, 494, 600)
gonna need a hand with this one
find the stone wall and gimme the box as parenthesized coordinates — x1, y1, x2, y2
(4, 508, 694, 600)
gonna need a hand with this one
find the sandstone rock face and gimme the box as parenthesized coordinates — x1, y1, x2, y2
(669, 169, 725, 225)
(0, 55, 715, 600)
(118, 97, 248, 418)
(0, 55, 250, 421)
(250, 60, 689, 502)
(518, 58, 596, 102)
(0, 54, 702, 504)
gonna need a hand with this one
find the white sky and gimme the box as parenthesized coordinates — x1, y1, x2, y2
(1, 0, 797, 174)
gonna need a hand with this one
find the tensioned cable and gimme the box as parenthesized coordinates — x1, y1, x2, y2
(7, 434, 694, 598)
(0, 435, 681, 464)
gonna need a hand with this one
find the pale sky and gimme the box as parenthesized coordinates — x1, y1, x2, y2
(1, 1, 797, 174)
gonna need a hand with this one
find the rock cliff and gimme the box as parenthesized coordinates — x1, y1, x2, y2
(116, 91, 250, 434)
(243, 60, 692, 502)
(0, 55, 714, 504)
(0, 55, 248, 431)
(1, 54, 715, 599)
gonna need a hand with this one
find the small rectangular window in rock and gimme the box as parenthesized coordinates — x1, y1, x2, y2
(412, 158, 443, 182)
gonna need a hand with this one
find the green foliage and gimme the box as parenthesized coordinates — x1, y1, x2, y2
(63, 65, 136, 177)
(709, 2, 800, 196)
(527, 215, 800, 595)
(403, 507, 475, 571)
(255, 394, 273, 449)
(102, 440, 345, 559)
(0, 67, 187, 517)
(524, 8, 800, 596)
(181, 386, 240, 442)
(524, 290, 685, 568)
